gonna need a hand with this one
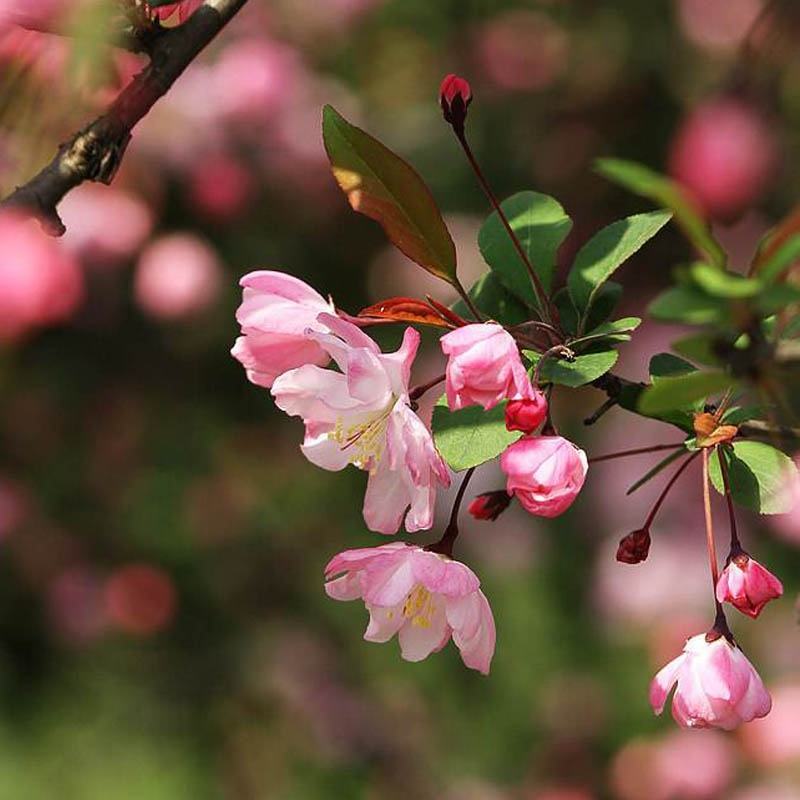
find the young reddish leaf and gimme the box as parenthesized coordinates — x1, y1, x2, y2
(425, 295, 469, 327)
(322, 105, 458, 286)
(358, 297, 454, 328)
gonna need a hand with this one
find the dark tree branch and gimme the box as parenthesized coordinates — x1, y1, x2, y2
(1, 0, 250, 234)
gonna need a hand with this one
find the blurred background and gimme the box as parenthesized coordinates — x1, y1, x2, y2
(0, 0, 799, 797)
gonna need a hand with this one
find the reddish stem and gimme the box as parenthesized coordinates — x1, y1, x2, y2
(588, 443, 686, 464)
(643, 451, 701, 529)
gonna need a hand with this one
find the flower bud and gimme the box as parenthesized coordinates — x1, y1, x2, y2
(468, 491, 512, 522)
(500, 436, 588, 518)
(505, 389, 548, 434)
(716, 552, 783, 618)
(439, 73, 472, 129)
(616, 528, 651, 564)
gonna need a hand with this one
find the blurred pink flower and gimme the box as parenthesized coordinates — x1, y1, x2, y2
(0, 209, 83, 342)
(187, 152, 254, 221)
(669, 99, 778, 221)
(213, 38, 300, 122)
(60, 184, 153, 266)
(441, 323, 531, 411)
(716, 553, 783, 618)
(677, 0, 763, 53)
(740, 683, 800, 766)
(47, 566, 108, 643)
(232, 270, 334, 389)
(104, 563, 177, 635)
(650, 633, 771, 730)
(325, 542, 495, 673)
(134, 233, 221, 320)
(0, 0, 66, 31)
(730, 784, 800, 800)
(272, 315, 450, 534)
(478, 11, 568, 92)
(501, 436, 587, 518)
(654, 730, 736, 798)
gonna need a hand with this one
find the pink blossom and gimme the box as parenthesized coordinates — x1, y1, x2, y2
(0, 209, 83, 342)
(505, 386, 548, 433)
(500, 436, 587, 518)
(716, 553, 783, 618)
(232, 270, 335, 389)
(134, 233, 221, 320)
(150, 0, 202, 23)
(60, 184, 153, 266)
(440, 323, 530, 411)
(324, 542, 495, 673)
(650, 633, 771, 730)
(668, 100, 777, 221)
(272, 315, 450, 534)
(187, 152, 254, 222)
(468, 491, 511, 522)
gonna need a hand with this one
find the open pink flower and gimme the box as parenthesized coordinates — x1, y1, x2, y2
(325, 542, 495, 674)
(500, 435, 587, 517)
(440, 322, 531, 411)
(272, 314, 450, 534)
(232, 270, 335, 388)
(650, 633, 771, 730)
(716, 553, 783, 619)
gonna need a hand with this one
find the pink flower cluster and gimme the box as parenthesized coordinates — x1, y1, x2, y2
(441, 323, 587, 519)
(232, 283, 595, 675)
(150, 0, 203, 23)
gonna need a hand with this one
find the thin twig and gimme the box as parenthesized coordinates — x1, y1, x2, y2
(588, 443, 687, 465)
(718, 449, 742, 556)
(427, 468, 476, 557)
(701, 448, 720, 591)
(642, 451, 701, 529)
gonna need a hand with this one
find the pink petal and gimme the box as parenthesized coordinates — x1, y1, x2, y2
(397, 601, 449, 662)
(650, 654, 685, 715)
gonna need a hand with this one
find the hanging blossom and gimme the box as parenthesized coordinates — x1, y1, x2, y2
(325, 543, 495, 674)
(272, 314, 450, 534)
(650, 633, 771, 730)
(716, 552, 783, 619)
(232, 271, 335, 388)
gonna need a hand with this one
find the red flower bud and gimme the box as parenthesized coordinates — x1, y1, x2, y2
(468, 491, 511, 522)
(505, 390, 548, 434)
(440, 73, 472, 129)
(616, 528, 651, 564)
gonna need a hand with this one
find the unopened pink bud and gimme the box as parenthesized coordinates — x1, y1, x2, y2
(716, 552, 783, 618)
(439, 73, 472, 128)
(505, 389, 548, 434)
(468, 491, 512, 522)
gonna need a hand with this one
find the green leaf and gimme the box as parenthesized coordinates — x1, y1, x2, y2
(638, 370, 734, 415)
(322, 105, 457, 285)
(755, 283, 800, 315)
(553, 288, 580, 335)
(710, 442, 798, 514)
(671, 333, 723, 366)
(756, 234, 800, 283)
(721, 405, 762, 425)
(568, 210, 671, 323)
(478, 191, 572, 309)
(583, 281, 623, 332)
(571, 317, 641, 348)
(525, 347, 619, 387)
(595, 158, 726, 268)
(626, 447, 688, 495)
(451, 271, 530, 325)
(432, 396, 521, 472)
(689, 263, 762, 298)
(649, 285, 729, 325)
(650, 353, 697, 379)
